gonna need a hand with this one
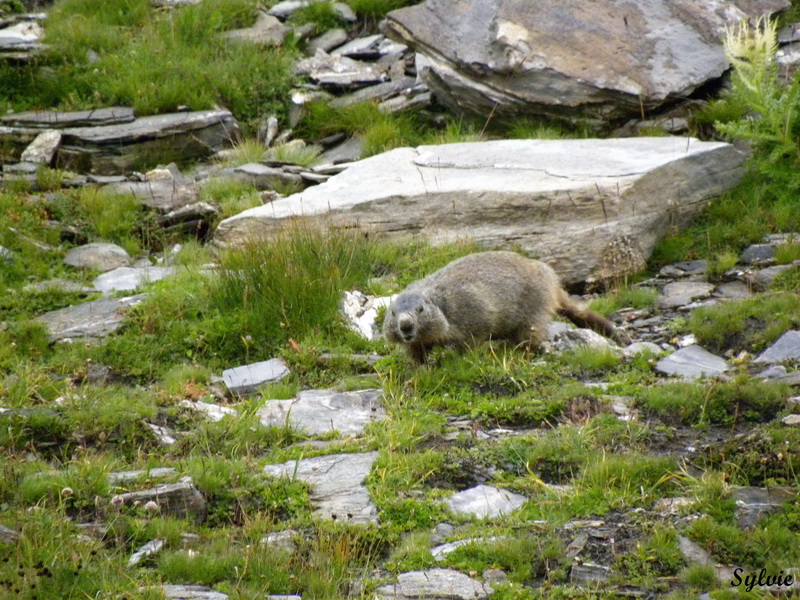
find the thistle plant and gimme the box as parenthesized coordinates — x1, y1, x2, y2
(718, 16, 800, 186)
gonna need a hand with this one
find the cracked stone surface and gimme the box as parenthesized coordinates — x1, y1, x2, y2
(654, 345, 729, 379)
(375, 568, 493, 600)
(443, 484, 527, 519)
(222, 358, 291, 396)
(33, 294, 147, 341)
(215, 138, 746, 288)
(257, 388, 386, 436)
(263, 452, 379, 524)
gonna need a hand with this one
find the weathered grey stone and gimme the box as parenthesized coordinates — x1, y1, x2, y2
(216, 138, 745, 288)
(34, 294, 146, 341)
(713, 281, 753, 300)
(678, 535, 712, 565)
(658, 259, 708, 278)
(375, 568, 493, 600)
(146, 423, 178, 445)
(109, 468, 177, 484)
(340, 290, 394, 340)
(754, 331, 800, 364)
(782, 414, 800, 427)
(225, 11, 288, 45)
(257, 388, 385, 436)
(56, 110, 240, 174)
(0, 523, 19, 542)
(332, 2, 356, 22)
(431, 537, 502, 561)
(180, 399, 238, 422)
(221, 163, 303, 190)
(263, 451, 379, 524)
(550, 328, 618, 354)
(222, 358, 290, 396)
(658, 281, 715, 309)
(741, 243, 777, 265)
(758, 365, 788, 380)
(622, 342, 663, 358)
(260, 529, 299, 554)
(268, 0, 310, 18)
(570, 563, 611, 585)
(157, 202, 219, 229)
(114, 481, 207, 521)
(295, 50, 389, 87)
(443, 484, 527, 519)
(160, 585, 228, 600)
(328, 77, 417, 109)
(92, 266, 176, 294)
(105, 179, 200, 213)
(64, 242, 132, 272)
(306, 28, 349, 54)
(378, 90, 432, 113)
(128, 538, 165, 567)
(381, 0, 789, 123)
(314, 136, 362, 165)
(20, 129, 61, 165)
(732, 486, 796, 528)
(746, 263, 798, 292)
(565, 533, 589, 558)
(0, 19, 44, 59)
(1, 107, 135, 129)
(654, 345, 728, 379)
(331, 34, 384, 58)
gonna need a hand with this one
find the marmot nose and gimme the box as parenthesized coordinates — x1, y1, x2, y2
(400, 321, 413, 334)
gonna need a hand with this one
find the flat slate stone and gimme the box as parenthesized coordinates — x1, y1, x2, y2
(654, 345, 729, 379)
(658, 281, 714, 309)
(56, 110, 239, 174)
(128, 538, 165, 567)
(443, 484, 527, 519)
(114, 481, 207, 521)
(263, 451, 379, 524)
(215, 138, 745, 288)
(20, 129, 61, 164)
(33, 294, 146, 341)
(160, 585, 228, 600)
(732, 486, 796, 527)
(740, 243, 776, 265)
(257, 388, 385, 435)
(92, 266, 176, 294)
(1, 107, 135, 129)
(64, 242, 132, 272)
(375, 568, 493, 600)
(754, 330, 800, 364)
(105, 179, 200, 213)
(222, 358, 291, 396)
(180, 400, 238, 422)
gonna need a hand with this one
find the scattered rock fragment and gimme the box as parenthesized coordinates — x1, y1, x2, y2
(92, 266, 176, 294)
(263, 451, 379, 524)
(109, 468, 177, 484)
(783, 414, 800, 426)
(128, 538, 165, 567)
(257, 388, 385, 436)
(658, 281, 714, 309)
(375, 568, 493, 600)
(732, 486, 796, 528)
(569, 563, 611, 585)
(443, 484, 527, 519)
(20, 129, 61, 165)
(64, 242, 132, 272)
(160, 585, 229, 600)
(224, 11, 288, 46)
(741, 243, 777, 265)
(180, 399, 238, 423)
(754, 330, 800, 364)
(260, 529, 299, 554)
(222, 358, 290, 396)
(340, 290, 394, 340)
(113, 481, 207, 521)
(0, 523, 19, 543)
(34, 294, 147, 342)
(654, 345, 729, 380)
(549, 328, 619, 354)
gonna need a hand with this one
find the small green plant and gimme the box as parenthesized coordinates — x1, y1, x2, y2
(219, 138, 267, 166)
(589, 286, 660, 316)
(267, 142, 322, 167)
(775, 240, 800, 264)
(707, 248, 739, 278)
(615, 527, 685, 584)
(289, 0, 345, 30)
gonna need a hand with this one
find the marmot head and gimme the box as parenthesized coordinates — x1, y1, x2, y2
(383, 291, 444, 345)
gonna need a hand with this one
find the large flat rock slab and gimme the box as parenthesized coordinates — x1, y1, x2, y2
(263, 452, 379, 524)
(375, 569, 493, 600)
(381, 0, 788, 122)
(257, 388, 386, 436)
(54, 110, 240, 174)
(215, 138, 746, 287)
(33, 294, 146, 342)
(1, 107, 135, 129)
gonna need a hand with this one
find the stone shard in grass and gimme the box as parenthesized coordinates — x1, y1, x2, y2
(263, 451, 379, 524)
(653, 345, 729, 380)
(54, 110, 240, 175)
(160, 585, 228, 600)
(753, 330, 800, 364)
(375, 568, 493, 600)
(443, 484, 527, 519)
(92, 266, 176, 294)
(64, 242, 132, 272)
(215, 138, 746, 288)
(33, 294, 147, 342)
(114, 481, 207, 522)
(222, 358, 290, 396)
(258, 388, 385, 436)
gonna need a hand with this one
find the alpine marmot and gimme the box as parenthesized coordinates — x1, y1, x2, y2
(383, 251, 628, 363)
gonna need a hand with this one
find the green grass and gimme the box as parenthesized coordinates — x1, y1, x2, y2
(687, 292, 800, 353)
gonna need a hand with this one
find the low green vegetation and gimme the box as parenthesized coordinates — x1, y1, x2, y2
(4, 5, 800, 600)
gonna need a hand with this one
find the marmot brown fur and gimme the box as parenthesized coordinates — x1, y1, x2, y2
(383, 251, 629, 363)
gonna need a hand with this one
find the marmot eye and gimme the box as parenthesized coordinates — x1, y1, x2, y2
(416, 306, 424, 313)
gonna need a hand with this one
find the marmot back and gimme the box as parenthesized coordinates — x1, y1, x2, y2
(383, 251, 626, 363)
